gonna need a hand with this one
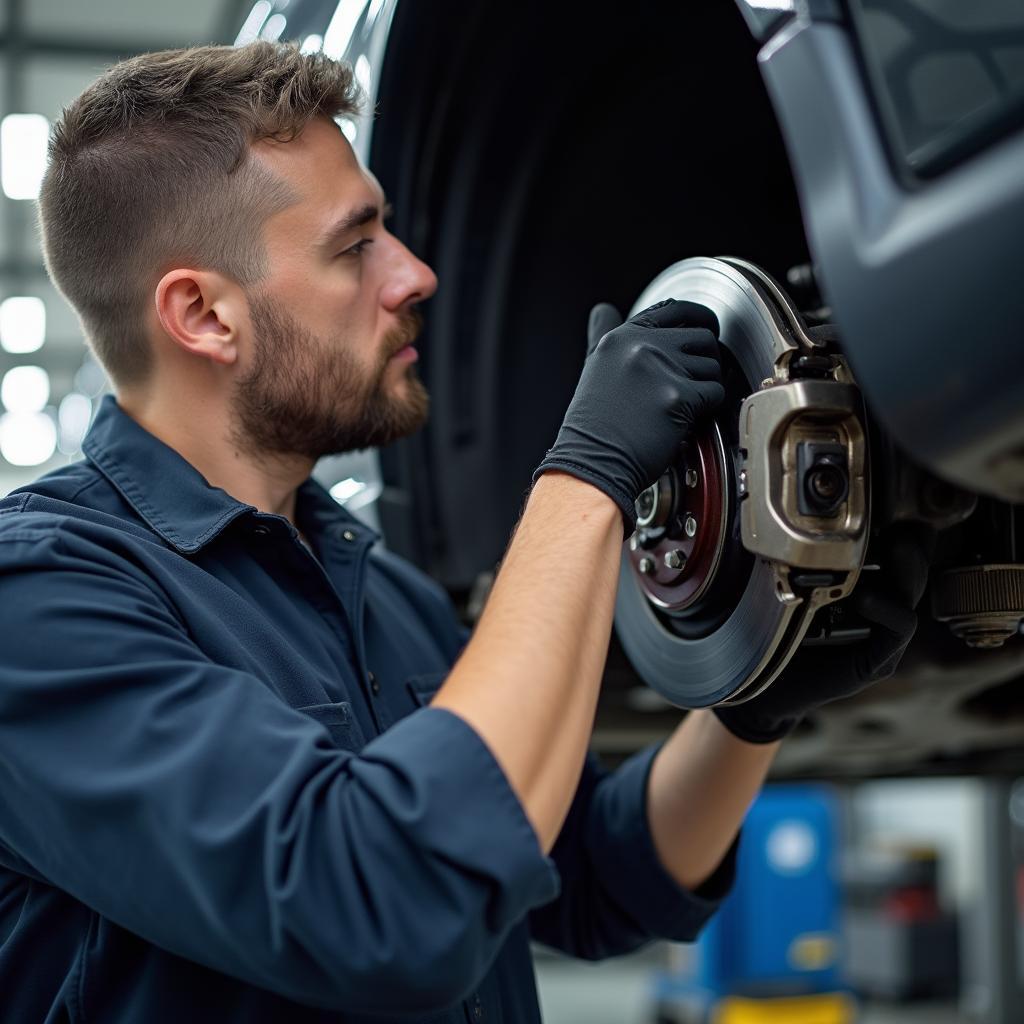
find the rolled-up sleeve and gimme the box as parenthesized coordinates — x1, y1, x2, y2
(0, 524, 558, 1015)
(529, 745, 736, 960)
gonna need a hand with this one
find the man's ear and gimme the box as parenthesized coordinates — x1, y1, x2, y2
(154, 269, 246, 367)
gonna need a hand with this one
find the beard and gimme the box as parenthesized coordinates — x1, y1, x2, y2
(231, 293, 429, 460)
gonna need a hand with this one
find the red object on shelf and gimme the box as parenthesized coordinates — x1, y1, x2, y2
(882, 886, 940, 923)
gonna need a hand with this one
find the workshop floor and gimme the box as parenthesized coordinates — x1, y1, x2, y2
(533, 947, 967, 1023)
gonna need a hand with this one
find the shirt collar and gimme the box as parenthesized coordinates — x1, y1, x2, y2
(83, 396, 379, 554)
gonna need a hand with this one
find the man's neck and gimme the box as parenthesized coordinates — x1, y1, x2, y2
(117, 391, 314, 527)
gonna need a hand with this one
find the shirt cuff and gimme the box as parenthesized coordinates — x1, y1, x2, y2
(586, 744, 738, 942)
(355, 707, 561, 930)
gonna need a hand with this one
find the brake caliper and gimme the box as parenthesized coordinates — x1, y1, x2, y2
(739, 345, 868, 612)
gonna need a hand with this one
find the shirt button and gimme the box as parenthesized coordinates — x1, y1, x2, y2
(251, 524, 271, 537)
(342, 529, 357, 542)
(368, 671, 381, 695)
(471, 995, 484, 1020)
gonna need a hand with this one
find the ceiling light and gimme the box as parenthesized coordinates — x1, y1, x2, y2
(354, 54, 372, 94)
(330, 477, 367, 504)
(261, 13, 287, 40)
(338, 117, 358, 143)
(234, 1, 272, 46)
(329, 476, 381, 510)
(323, 0, 368, 59)
(1, 366, 50, 414)
(72, 358, 108, 399)
(58, 392, 93, 454)
(0, 296, 46, 354)
(300, 34, 323, 54)
(1, 114, 49, 201)
(0, 411, 57, 466)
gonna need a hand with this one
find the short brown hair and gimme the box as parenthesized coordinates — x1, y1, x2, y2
(39, 42, 361, 386)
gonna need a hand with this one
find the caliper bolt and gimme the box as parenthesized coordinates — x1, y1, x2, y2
(684, 514, 698, 538)
(663, 549, 686, 570)
(638, 556, 656, 575)
(685, 469, 698, 488)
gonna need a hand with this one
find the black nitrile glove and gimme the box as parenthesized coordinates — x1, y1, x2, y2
(714, 524, 932, 744)
(533, 299, 725, 532)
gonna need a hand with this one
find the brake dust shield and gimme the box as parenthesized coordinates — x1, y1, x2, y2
(614, 257, 869, 708)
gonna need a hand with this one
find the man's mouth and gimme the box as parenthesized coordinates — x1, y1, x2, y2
(390, 344, 418, 363)
(385, 309, 424, 362)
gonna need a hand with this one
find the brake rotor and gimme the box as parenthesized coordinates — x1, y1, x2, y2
(614, 256, 867, 708)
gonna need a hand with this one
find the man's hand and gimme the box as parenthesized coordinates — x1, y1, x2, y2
(713, 524, 932, 744)
(533, 299, 725, 533)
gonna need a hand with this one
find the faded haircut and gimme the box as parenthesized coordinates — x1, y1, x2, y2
(38, 42, 361, 386)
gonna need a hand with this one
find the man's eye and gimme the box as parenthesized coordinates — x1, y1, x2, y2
(338, 239, 374, 258)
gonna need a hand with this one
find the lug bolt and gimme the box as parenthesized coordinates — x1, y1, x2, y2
(628, 534, 640, 552)
(663, 549, 686, 570)
(684, 514, 698, 538)
(685, 469, 698, 488)
(638, 556, 655, 575)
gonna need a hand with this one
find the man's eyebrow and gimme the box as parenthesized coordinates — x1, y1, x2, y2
(317, 200, 394, 249)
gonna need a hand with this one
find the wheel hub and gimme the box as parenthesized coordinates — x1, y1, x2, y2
(627, 425, 729, 612)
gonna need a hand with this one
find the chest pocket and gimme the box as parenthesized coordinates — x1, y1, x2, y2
(405, 671, 449, 709)
(295, 700, 366, 751)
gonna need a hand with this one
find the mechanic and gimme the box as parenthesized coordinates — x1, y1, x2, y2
(0, 43, 927, 1022)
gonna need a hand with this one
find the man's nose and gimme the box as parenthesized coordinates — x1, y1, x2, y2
(381, 237, 438, 311)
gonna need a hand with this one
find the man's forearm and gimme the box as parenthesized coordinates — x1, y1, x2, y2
(647, 711, 780, 890)
(432, 471, 622, 852)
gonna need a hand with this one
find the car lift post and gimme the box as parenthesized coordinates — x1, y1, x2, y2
(970, 779, 1023, 1023)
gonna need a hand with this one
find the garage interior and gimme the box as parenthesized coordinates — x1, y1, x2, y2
(1, 0, 1023, 1021)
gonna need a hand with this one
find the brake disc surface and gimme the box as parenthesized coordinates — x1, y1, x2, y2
(614, 256, 860, 707)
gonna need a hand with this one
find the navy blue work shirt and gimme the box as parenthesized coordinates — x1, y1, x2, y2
(0, 397, 733, 1022)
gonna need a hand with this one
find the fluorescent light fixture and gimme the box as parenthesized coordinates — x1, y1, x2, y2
(58, 392, 93, 454)
(337, 117, 358, 143)
(323, 0, 369, 59)
(330, 477, 368, 504)
(0, 411, 57, 466)
(300, 33, 324, 54)
(329, 476, 381, 510)
(261, 13, 287, 40)
(743, 0, 795, 8)
(57, 389, 93, 454)
(354, 54, 372, 95)
(234, 1, 273, 46)
(0, 296, 46, 354)
(1, 366, 50, 414)
(73, 358, 108, 399)
(1, 114, 49, 201)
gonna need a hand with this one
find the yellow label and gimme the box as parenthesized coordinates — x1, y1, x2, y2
(787, 932, 838, 971)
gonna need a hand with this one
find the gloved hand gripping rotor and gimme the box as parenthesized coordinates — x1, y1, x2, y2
(533, 299, 725, 533)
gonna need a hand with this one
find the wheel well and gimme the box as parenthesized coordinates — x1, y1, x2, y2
(370, 0, 809, 589)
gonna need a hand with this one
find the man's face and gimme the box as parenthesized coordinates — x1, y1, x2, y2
(232, 117, 438, 460)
